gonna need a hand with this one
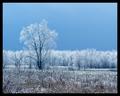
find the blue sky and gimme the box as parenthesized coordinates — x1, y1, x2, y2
(3, 3, 117, 51)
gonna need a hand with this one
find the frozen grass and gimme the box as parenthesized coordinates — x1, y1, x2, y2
(3, 69, 117, 93)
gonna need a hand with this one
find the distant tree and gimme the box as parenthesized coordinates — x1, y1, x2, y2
(3, 50, 8, 69)
(68, 55, 74, 71)
(12, 51, 24, 70)
(23, 51, 34, 69)
(20, 19, 58, 70)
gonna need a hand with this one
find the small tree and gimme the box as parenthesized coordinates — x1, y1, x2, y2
(12, 51, 23, 70)
(3, 50, 8, 69)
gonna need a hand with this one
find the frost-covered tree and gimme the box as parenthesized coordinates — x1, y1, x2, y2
(3, 50, 8, 69)
(20, 19, 58, 70)
(22, 50, 36, 69)
(12, 50, 24, 70)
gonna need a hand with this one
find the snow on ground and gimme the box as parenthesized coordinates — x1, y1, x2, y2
(3, 69, 117, 93)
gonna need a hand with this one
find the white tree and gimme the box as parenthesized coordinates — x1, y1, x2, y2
(12, 50, 24, 70)
(5, 50, 15, 69)
(20, 19, 58, 70)
(3, 50, 8, 69)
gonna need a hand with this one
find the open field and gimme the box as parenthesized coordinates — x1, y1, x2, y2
(3, 69, 117, 93)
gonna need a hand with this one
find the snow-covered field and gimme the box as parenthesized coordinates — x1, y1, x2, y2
(3, 69, 117, 93)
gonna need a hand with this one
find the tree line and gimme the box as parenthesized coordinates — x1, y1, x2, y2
(3, 49, 117, 70)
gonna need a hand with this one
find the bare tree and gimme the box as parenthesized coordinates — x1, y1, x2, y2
(3, 50, 8, 69)
(12, 51, 24, 70)
(20, 19, 57, 70)
(24, 51, 37, 69)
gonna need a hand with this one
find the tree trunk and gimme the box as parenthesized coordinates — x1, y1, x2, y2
(37, 60, 42, 70)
